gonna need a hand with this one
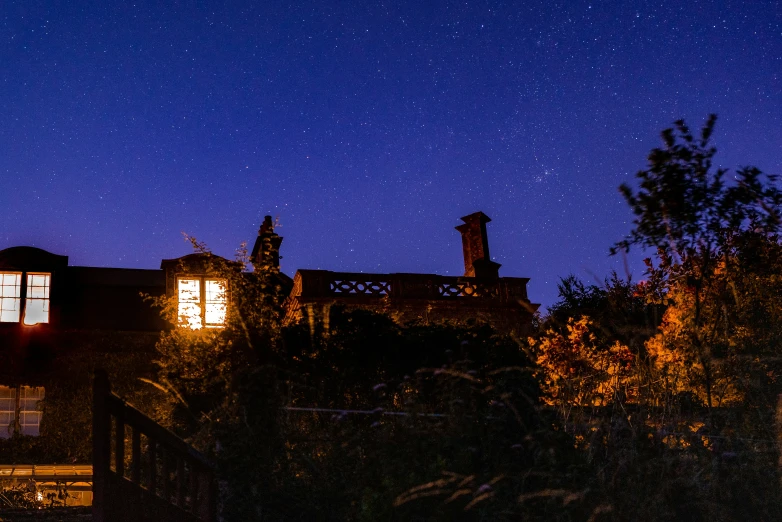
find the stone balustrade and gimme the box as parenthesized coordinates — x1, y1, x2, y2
(290, 270, 531, 303)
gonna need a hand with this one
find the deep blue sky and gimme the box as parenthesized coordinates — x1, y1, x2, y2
(2, 1, 780, 310)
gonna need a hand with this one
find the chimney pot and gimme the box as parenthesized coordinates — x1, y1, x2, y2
(251, 215, 283, 270)
(455, 211, 501, 278)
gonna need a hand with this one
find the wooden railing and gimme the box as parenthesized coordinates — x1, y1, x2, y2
(292, 270, 531, 303)
(92, 370, 216, 522)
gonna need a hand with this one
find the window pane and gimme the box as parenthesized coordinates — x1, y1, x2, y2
(178, 302, 202, 329)
(0, 386, 16, 440)
(205, 279, 226, 302)
(205, 303, 226, 327)
(0, 273, 21, 288)
(28, 286, 48, 299)
(24, 273, 51, 325)
(20, 411, 42, 436)
(177, 279, 203, 329)
(204, 279, 227, 327)
(178, 278, 201, 302)
(23, 298, 50, 325)
(0, 273, 21, 323)
(20, 386, 44, 407)
(19, 387, 44, 437)
(0, 412, 12, 439)
(29, 274, 45, 286)
(0, 273, 20, 296)
(0, 298, 20, 322)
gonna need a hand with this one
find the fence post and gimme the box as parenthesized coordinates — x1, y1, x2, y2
(196, 468, 217, 520)
(777, 394, 782, 491)
(92, 369, 111, 522)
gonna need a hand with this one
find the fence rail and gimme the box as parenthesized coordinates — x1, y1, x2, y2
(92, 370, 216, 522)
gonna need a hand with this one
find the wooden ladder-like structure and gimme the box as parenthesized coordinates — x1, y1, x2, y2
(92, 370, 216, 522)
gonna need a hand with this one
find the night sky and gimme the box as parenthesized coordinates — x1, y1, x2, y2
(2, 1, 780, 310)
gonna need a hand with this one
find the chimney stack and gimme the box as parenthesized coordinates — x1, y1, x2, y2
(251, 216, 283, 270)
(455, 211, 501, 278)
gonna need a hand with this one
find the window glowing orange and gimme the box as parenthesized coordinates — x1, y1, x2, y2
(204, 279, 227, 328)
(178, 278, 203, 329)
(177, 277, 227, 329)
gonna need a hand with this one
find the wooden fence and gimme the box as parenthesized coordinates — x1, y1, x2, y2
(92, 370, 216, 522)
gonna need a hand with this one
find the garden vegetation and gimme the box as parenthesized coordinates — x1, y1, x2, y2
(149, 115, 782, 521)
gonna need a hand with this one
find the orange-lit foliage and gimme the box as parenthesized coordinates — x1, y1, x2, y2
(532, 316, 635, 407)
(644, 280, 743, 407)
(644, 233, 782, 408)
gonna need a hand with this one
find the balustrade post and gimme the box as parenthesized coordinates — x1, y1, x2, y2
(427, 276, 439, 299)
(389, 274, 401, 298)
(114, 410, 125, 477)
(147, 439, 157, 493)
(176, 457, 186, 507)
(92, 369, 111, 522)
(163, 449, 172, 500)
(131, 428, 141, 484)
(196, 468, 217, 520)
(189, 463, 200, 513)
(777, 394, 782, 491)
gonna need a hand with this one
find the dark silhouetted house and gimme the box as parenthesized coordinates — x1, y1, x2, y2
(0, 246, 168, 505)
(284, 212, 539, 333)
(0, 211, 536, 505)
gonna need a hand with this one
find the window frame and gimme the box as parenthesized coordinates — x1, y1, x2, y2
(0, 385, 45, 438)
(23, 272, 51, 326)
(0, 271, 51, 326)
(0, 385, 16, 439)
(0, 272, 22, 323)
(18, 386, 45, 436)
(176, 276, 227, 329)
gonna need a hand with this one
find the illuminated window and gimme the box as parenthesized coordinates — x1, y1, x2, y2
(204, 279, 227, 327)
(0, 386, 15, 439)
(0, 385, 44, 438)
(177, 277, 227, 329)
(23, 273, 51, 325)
(178, 278, 202, 329)
(0, 272, 22, 323)
(0, 272, 50, 325)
